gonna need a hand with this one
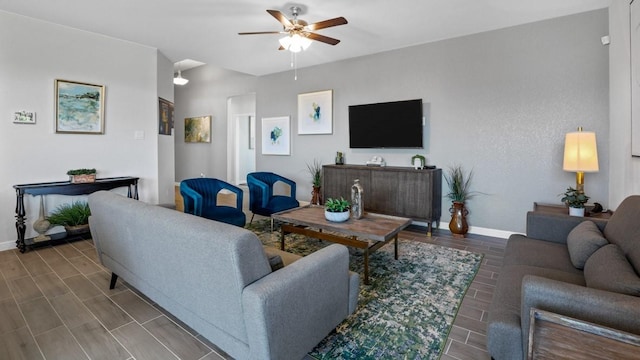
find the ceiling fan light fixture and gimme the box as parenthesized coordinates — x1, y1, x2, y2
(173, 69, 189, 85)
(279, 33, 312, 53)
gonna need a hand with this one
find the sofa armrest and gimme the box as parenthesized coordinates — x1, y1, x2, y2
(242, 244, 357, 360)
(521, 275, 640, 357)
(525, 212, 607, 244)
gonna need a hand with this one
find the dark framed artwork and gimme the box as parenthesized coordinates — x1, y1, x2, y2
(158, 98, 174, 135)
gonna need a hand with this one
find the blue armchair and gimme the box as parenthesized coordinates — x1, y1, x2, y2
(247, 172, 300, 224)
(180, 178, 246, 227)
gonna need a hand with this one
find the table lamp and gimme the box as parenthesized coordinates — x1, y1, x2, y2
(563, 127, 599, 194)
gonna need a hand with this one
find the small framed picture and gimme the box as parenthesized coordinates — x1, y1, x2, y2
(158, 98, 174, 135)
(13, 111, 36, 124)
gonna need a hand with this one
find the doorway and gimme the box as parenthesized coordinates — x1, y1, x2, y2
(227, 94, 256, 185)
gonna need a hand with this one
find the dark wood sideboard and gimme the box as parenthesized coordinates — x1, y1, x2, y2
(13, 176, 139, 253)
(323, 165, 442, 235)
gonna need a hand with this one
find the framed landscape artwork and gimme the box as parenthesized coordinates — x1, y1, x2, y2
(55, 79, 105, 134)
(184, 115, 211, 143)
(158, 98, 174, 136)
(298, 89, 333, 135)
(262, 116, 290, 155)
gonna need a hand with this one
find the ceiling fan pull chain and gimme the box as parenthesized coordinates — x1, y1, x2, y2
(294, 52, 298, 80)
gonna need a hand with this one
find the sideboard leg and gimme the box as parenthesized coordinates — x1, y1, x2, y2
(15, 190, 26, 253)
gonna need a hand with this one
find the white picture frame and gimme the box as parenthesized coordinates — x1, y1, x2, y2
(261, 116, 291, 155)
(297, 89, 333, 135)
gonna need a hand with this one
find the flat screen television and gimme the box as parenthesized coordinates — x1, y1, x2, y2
(349, 99, 423, 148)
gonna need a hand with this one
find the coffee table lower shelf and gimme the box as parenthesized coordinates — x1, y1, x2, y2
(280, 224, 399, 285)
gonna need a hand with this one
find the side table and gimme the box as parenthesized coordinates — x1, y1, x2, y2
(533, 202, 613, 220)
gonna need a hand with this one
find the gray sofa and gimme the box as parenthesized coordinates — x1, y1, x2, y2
(487, 195, 640, 360)
(88, 191, 359, 360)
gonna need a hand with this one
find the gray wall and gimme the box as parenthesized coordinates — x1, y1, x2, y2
(176, 9, 609, 234)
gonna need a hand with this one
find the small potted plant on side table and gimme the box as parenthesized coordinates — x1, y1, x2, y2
(67, 168, 97, 183)
(325, 197, 350, 222)
(560, 187, 589, 217)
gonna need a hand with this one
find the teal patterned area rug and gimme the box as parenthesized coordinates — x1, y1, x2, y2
(247, 220, 484, 360)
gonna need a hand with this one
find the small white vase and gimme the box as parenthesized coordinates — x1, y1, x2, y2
(569, 207, 585, 217)
(325, 210, 350, 222)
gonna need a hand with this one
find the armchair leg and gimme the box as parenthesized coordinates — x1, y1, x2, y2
(250, 213, 255, 224)
(109, 273, 118, 289)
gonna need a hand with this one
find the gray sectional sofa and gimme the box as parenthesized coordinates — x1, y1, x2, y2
(88, 191, 359, 360)
(487, 195, 640, 360)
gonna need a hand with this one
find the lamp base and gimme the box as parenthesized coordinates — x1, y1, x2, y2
(575, 171, 585, 194)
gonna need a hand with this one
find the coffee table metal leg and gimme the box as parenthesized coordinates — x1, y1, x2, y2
(364, 248, 370, 285)
(394, 235, 398, 260)
(280, 227, 285, 251)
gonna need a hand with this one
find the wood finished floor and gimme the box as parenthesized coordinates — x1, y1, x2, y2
(0, 224, 504, 360)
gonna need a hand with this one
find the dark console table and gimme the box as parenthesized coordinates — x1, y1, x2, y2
(13, 176, 139, 252)
(323, 165, 442, 235)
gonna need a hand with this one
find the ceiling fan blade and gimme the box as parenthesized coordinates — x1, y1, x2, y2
(238, 31, 284, 35)
(267, 9, 293, 27)
(278, 45, 285, 51)
(306, 32, 341, 46)
(306, 17, 348, 31)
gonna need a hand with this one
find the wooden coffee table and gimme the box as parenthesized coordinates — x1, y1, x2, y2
(272, 205, 412, 284)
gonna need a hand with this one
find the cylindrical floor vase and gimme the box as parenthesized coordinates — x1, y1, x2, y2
(449, 201, 469, 238)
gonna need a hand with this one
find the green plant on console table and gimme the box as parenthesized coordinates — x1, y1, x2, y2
(325, 197, 350, 212)
(560, 187, 590, 208)
(66, 168, 96, 175)
(47, 201, 91, 226)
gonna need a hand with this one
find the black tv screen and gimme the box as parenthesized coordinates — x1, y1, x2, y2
(349, 99, 423, 148)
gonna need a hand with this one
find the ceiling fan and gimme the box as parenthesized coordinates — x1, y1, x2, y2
(238, 6, 348, 52)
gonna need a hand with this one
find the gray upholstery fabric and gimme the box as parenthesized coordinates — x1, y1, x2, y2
(525, 211, 607, 244)
(584, 244, 640, 296)
(487, 196, 640, 360)
(603, 195, 640, 271)
(88, 191, 359, 360)
(503, 235, 582, 275)
(566, 220, 608, 269)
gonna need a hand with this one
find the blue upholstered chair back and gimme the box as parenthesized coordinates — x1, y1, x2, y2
(246, 172, 299, 218)
(180, 178, 245, 227)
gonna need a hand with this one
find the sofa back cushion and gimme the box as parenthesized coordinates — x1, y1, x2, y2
(566, 220, 609, 269)
(88, 191, 272, 344)
(584, 244, 640, 296)
(604, 195, 640, 272)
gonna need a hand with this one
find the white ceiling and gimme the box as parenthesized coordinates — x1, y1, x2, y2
(0, 0, 611, 76)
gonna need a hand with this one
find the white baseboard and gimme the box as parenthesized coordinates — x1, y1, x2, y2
(411, 220, 517, 239)
(0, 240, 16, 252)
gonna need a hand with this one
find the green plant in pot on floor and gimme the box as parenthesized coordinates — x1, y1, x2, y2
(560, 187, 589, 217)
(444, 165, 481, 238)
(47, 201, 91, 235)
(325, 197, 350, 222)
(307, 159, 323, 205)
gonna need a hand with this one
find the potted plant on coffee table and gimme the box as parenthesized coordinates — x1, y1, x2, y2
(444, 164, 481, 238)
(47, 201, 91, 235)
(306, 159, 323, 205)
(325, 197, 350, 222)
(67, 168, 97, 183)
(560, 187, 589, 217)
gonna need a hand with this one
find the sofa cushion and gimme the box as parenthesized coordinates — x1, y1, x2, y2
(504, 235, 583, 275)
(566, 220, 609, 269)
(603, 195, 640, 272)
(584, 244, 640, 297)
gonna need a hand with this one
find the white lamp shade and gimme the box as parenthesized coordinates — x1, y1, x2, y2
(279, 34, 312, 53)
(563, 131, 599, 172)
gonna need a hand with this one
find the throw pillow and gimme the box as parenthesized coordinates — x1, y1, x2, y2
(566, 220, 609, 269)
(584, 244, 640, 297)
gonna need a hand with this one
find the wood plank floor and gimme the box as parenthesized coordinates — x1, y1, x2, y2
(2, 185, 506, 360)
(0, 224, 504, 360)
